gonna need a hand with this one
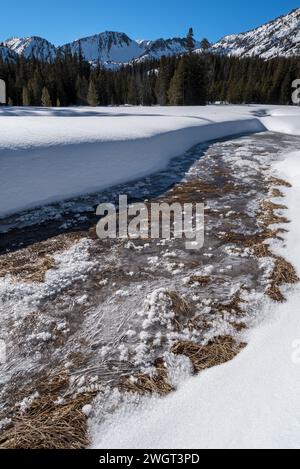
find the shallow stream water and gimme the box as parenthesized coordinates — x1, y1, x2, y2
(0, 131, 300, 425)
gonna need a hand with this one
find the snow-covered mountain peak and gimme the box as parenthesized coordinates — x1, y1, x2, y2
(62, 31, 145, 66)
(137, 37, 200, 62)
(211, 8, 300, 59)
(0, 44, 17, 63)
(4, 36, 57, 62)
(2, 8, 300, 66)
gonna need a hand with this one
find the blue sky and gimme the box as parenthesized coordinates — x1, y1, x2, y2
(1, 0, 299, 45)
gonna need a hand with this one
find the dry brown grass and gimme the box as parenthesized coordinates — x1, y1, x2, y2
(171, 336, 246, 374)
(0, 252, 56, 283)
(0, 232, 84, 283)
(189, 275, 211, 286)
(219, 230, 272, 246)
(232, 322, 247, 332)
(121, 358, 173, 396)
(252, 243, 273, 258)
(266, 285, 286, 303)
(215, 292, 246, 316)
(259, 200, 289, 229)
(267, 256, 299, 302)
(273, 257, 299, 285)
(0, 395, 91, 449)
(166, 291, 190, 317)
(165, 178, 238, 204)
(269, 177, 292, 188)
(261, 200, 288, 211)
(270, 188, 284, 198)
(0, 373, 94, 449)
(255, 193, 298, 301)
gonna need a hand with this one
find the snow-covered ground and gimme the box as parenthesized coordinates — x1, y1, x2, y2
(80, 110, 300, 450)
(2, 104, 300, 449)
(1, 104, 299, 218)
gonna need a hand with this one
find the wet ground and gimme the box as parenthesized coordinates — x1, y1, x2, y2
(0, 131, 300, 434)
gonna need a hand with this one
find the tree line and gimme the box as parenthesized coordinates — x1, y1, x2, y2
(1, 35, 300, 107)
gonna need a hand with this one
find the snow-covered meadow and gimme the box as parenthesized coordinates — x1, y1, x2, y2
(2, 104, 300, 218)
(1, 104, 300, 449)
(91, 147, 300, 450)
(0, 104, 284, 218)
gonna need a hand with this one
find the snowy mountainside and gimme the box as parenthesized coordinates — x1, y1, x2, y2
(62, 33, 200, 66)
(2, 32, 200, 67)
(210, 8, 300, 59)
(61, 31, 145, 66)
(136, 37, 200, 62)
(4, 36, 57, 62)
(0, 44, 17, 62)
(3, 8, 300, 66)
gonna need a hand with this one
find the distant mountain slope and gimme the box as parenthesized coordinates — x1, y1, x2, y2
(4, 36, 57, 61)
(61, 31, 145, 67)
(2, 8, 300, 66)
(210, 8, 300, 59)
(136, 37, 200, 62)
(0, 44, 17, 62)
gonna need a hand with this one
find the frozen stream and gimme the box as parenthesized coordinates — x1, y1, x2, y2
(0, 131, 299, 434)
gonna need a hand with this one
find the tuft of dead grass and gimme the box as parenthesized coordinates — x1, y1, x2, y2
(0, 373, 94, 449)
(0, 232, 84, 283)
(165, 178, 238, 205)
(273, 257, 299, 285)
(270, 188, 284, 198)
(266, 285, 286, 303)
(171, 336, 246, 374)
(166, 291, 190, 317)
(189, 275, 211, 286)
(219, 225, 287, 249)
(261, 201, 288, 212)
(267, 256, 299, 302)
(121, 358, 173, 396)
(269, 177, 292, 188)
(259, 200, 289, 229)
(215, 291, 246, 316)
(0, 253, 56, 283)
(0, 395, 91, 449)
(232, 322, 247, 332)
(252, 243, 273, 258)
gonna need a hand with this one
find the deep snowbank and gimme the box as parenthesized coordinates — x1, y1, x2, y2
(0, 105, 268, 218)
(0, 115, 263, 217)
(0, 104, 299, 218)
(91, 144, 300, 450)
(262, 116, 300, 136)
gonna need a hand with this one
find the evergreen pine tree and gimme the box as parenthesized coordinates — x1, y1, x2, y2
(76, 75, 89, 105)
(22, 86, 31, 106)
(155, 57, 172, 105)
(31, 69, 43, 106)
(41, 87, 52, 107)
(186, 28, 195, 53)
(168, 58, 185, 105)
(87, 80, 100, 106)
(127, 77, 138, 105)
(200, 38, 211, 51)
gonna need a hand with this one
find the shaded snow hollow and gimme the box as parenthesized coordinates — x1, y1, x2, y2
(1, 104, 299, 218)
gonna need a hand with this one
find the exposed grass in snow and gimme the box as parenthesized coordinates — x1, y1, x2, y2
(0, 232, 84, 283)
(266, 257, 299, 303)
(0, 373, 94, 449)
(270, 188, 284, 198)
(2, 109, 300, 448)
(171, 336, 246, 374)
(121, 358, 173, 396)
